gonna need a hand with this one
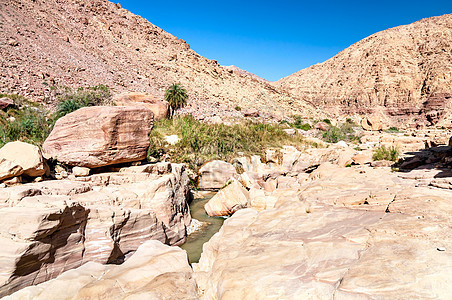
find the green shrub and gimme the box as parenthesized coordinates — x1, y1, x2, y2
(345, 117, 358, 126)
(322, 118, 331, 125)
(0, 93, 40, 108)
(384, 127, 402, 133)
(322, 126, 342, 143)
(0, 105, 51, 147)
(53, 85, 112, 118)
(148, 115, 315, 171)
(234, 106, 241, 111)
(297, 123, 312, 131)
(0, 86, 111, 148)
(57, 99, 83, 117)
(291, 116, 311, 131)
(372, 145, 399, 161)
(322, 123, 360, 143)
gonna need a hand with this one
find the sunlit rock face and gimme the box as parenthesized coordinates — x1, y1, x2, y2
(5, 240, 199, 300)
(194, 165, 452, 299)
(42, 106, 154, 168)
(0, 162, 191, 297)
(277, 14, 452, 126)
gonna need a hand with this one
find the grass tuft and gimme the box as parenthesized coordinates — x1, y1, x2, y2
(384, 127, 402, 133)
(291, 116, 312, 131)
(52, 85, 112, 118)
(322, 123, 360, 143)
(148, 115, 316, 171)
(372, 145, 399, 161)
(0, 96, 52, 147)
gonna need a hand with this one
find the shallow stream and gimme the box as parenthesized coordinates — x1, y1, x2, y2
(180, 194, 225, 264)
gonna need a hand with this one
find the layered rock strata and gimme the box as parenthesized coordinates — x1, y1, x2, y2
(5, 240, 199, 300)
(0, 162, 191, 297)
(42, 106, 154, 168)
(277, 14, 452, 126)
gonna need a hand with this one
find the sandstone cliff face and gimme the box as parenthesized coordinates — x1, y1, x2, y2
(0, 0, 318, 118)
(276, 14, 452, 125)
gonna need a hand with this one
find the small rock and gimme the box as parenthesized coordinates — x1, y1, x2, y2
(147, 156, 158, 163)
(72, 166, 90, 177)
(352, 153, 372, 165)
(0, 158, 23, 181)
(265, 149, 279, 164)
(361, 116, 383, 131)
(243, 109, 259, 118)
(186, 218, 204, 235)
(164, 135, 180, 145)
(33, 176, 43, 182)
(3, 176, 23, 186)
(335, 141, 348, 148)
(198, 160, 238, 190)
(315, 122, 329, 131)
(55, 165, 66, 174)
(0, 141, 46, 177)
(0, 97, 14, 110)
(437, 247, 446, 251)
(205, 116, 223, 124)
(371, 160, 393, 167)
(8, 39, 19, 46)
(204, 180, 249, 216)
(283, 129, 296, 136)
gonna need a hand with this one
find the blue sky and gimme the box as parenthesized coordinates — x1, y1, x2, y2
(120, 1, 451, 81)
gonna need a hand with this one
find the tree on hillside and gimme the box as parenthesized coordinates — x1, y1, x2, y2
(165, 83, 188, 119)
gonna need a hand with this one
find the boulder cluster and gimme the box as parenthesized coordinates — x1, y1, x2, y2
(2, 117, 452, 298)
(193, 135, 452, 299)
(0, 105, 194, 297)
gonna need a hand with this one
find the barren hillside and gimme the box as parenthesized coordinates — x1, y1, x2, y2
(0, 0, 319, 118)
(223, 65, 269, 84)
(276, 14, 452, 126)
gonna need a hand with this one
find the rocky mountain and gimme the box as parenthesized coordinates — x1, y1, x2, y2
(276, 14, 452, 126)
(0, 0, 319, 119)
(223, 65, 270, 84)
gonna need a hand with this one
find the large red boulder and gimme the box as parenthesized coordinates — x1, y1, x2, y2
(43, 106, 154, 168)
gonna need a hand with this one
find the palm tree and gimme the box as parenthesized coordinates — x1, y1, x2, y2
(164, 83, 188, 118)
